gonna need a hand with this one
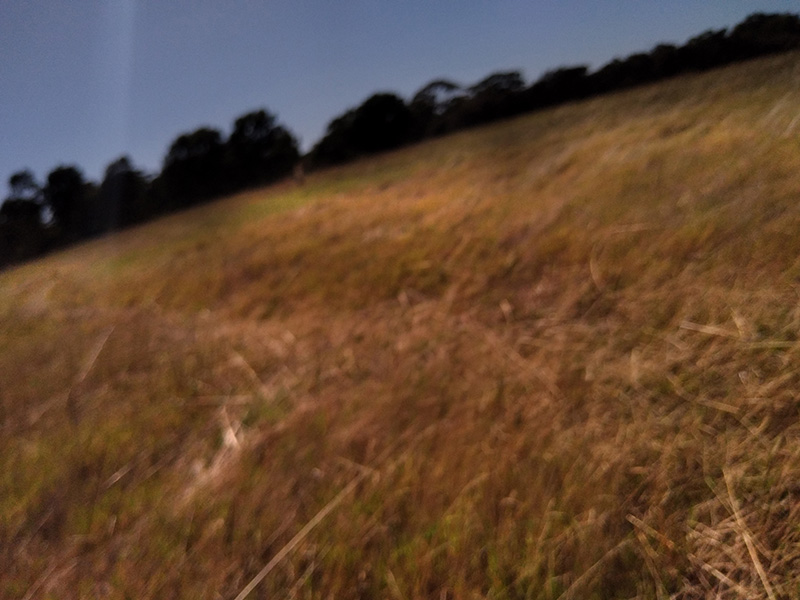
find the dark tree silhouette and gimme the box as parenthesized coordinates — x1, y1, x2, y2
(310, 93, 413, 167)
(648, 44, 682, 79)
(309, 109, 359, 167)
(677, 29, 732, 71)
(0, 201, 45, 265)
(409, 79, 464, 137)
(43, 165, 94, 240)
(7, 169, 43, 206)
(525, 65, 590, 109)
(1, 171, 46, 264)
(589, 53, 658, 93)
(227, 109, 300, 188)
(350, 93, 414, 153)
(411, 79, 463, 113)
(0, 198, 42, 221)
(98, 156, 151, 228)
(162, 127, 227, 207)
(447, 70, 527, 126)
(469, 71, 526, 97)
(728, 13, 800, 57)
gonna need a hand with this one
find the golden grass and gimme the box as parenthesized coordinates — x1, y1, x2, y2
(3, 53, 800, 598)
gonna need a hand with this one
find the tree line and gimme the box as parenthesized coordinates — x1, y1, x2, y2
(0, 110, 300, 267)
(3, 12, 799, 269)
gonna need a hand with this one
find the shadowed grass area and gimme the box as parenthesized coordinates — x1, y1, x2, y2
(3, 53, 800, 599)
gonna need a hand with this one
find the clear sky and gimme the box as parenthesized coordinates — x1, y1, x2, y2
(0, 1, 796, 187)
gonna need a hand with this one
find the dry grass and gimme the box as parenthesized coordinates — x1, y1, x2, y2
(3, 53, 800, 599)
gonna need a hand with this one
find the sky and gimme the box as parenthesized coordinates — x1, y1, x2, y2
(0, 1, 797, 188)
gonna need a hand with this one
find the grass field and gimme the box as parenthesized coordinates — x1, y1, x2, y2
(3, 52, 800, 599)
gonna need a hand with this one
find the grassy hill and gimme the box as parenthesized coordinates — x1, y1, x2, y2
(3, 52, 800, 599)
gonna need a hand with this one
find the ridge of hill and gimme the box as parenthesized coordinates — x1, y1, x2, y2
(3, 52, 800, 599)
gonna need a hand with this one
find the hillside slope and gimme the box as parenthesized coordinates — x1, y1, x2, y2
(3, 53, 800, 599)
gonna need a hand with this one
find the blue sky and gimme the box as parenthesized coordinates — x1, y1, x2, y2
(0, 1, 796, 187)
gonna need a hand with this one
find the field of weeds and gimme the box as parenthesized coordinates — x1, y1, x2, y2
(3, 52, 800, 599)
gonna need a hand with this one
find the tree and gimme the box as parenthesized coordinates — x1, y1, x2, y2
(468, 71, 526, 97)
(728, 13, 800, 58)
(409, 79, 464, 137)
(676, 29, 732, 71)
(98, 156, 151, 228)
(309, 93, 414, 169)
(350, 93, 413, 153)
(1, 170, 46, 264)
(227, 109, 299, 188)
(443, 70, 527, 127)
(7, 169, 42, 204)
(411, 79, 463, 113)
(648, 44, 681, 79)
(162, 127, 227, 207)
(309, 109, 359, 167)
(44, 165, 94, 239)
(589, 53, 657, 93)
(525, 65, 590, 108)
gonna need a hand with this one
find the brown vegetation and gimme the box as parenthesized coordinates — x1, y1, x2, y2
(3, 53, 800, 599)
